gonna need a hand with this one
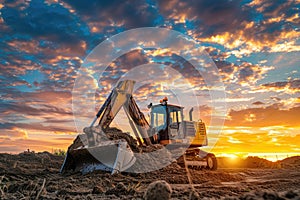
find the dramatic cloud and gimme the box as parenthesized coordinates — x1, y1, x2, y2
(1, 0, 89, 44)
(157, 0, 253, 35)
(262, 79, 300, 94)
(62, 0, 158, 29)
(226, 104, 300, 127)
(0, 0, 299, 154)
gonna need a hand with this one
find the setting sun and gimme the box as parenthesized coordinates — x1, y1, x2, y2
(216, 153, 239, 159)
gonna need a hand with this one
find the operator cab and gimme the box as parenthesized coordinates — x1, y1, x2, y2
(148, 97, 208, 147)
(149, 97, 184, 143)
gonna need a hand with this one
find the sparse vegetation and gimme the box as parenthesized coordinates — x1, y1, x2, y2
(53, 149, 66, 156)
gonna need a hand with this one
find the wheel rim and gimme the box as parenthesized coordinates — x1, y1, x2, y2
(207, 157, 214, 169)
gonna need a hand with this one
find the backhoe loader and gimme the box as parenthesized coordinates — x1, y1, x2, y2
(60, 80, 217, 174)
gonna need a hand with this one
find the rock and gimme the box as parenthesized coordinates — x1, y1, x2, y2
(144, 180, 172, 200)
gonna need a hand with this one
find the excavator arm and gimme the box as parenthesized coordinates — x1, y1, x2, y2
(89, 80, 151, 145)
(124, 96, 152, 145)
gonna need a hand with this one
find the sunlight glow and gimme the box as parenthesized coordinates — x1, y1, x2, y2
(216, 153, 239, 159)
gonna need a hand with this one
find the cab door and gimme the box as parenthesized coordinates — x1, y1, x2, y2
(169, 108, 183, 139)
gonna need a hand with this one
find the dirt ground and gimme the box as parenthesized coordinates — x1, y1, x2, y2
(0, 152, 300, 200)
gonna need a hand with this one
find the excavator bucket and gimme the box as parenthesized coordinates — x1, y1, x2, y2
(60, 127, 137, 175)
(61, 80, 140, 175)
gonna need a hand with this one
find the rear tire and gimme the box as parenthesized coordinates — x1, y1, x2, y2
(206, 153, 217, 170)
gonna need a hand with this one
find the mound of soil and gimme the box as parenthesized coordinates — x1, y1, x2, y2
(280, 156, 300, 169)
(82, 126, 148, 153)
(76, 126, 176, 173)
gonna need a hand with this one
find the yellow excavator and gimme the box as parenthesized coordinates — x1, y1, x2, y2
(60, 80, 217, 174)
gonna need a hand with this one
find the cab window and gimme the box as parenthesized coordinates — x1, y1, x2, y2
(151, 105, 166, 128)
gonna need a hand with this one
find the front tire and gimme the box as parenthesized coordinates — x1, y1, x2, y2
(206, 153, 217, 170)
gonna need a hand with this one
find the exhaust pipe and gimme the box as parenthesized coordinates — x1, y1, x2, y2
(189, 107, 194, 121)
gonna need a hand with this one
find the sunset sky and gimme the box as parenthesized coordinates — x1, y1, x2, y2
(0, 0, 299, 159)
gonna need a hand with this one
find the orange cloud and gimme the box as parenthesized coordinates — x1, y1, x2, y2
(261, 80, 300, 94)
(226, 104, 300, 127)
